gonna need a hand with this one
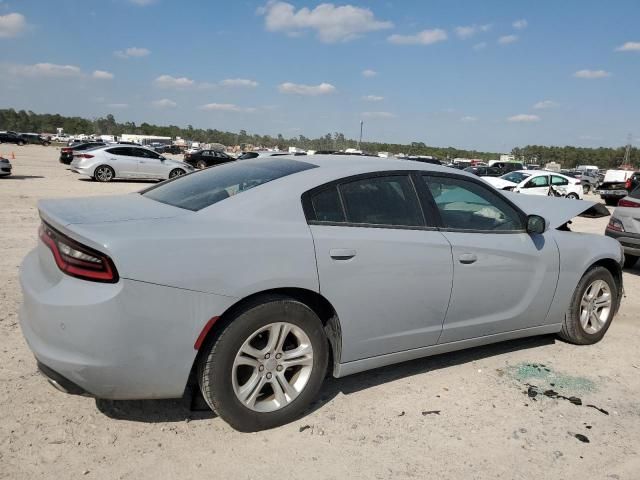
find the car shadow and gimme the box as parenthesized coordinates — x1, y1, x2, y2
(1, 175, 45, 180)
(96, 334, 554, 424)
(77, 178, 160, 184)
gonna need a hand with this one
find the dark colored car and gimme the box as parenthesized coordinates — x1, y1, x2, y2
(0, 131, 26, 145)
(598, 171, 640, 206)
(464, 166, 502, 177)
(492, 162, 524, 174)
(183, 149, 235, 169)
(156, 145, 182, 155)
(19, 133, 51, 146)
(59, 142, 106, 164)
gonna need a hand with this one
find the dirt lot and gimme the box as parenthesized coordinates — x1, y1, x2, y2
(1, 145, 639, 479)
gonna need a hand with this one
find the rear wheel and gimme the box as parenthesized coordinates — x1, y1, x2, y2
(168, 168, 185, 179)
(17, 140, 25, 146)
(566, 192, 579, 199)
(196, 160, 208, 169)
(198, 296, 328, 431)
(582, 184, 590, 194)
(94, 165, 115, 182)
(559, 266, 618, 345)
(624, 255, 638, 269)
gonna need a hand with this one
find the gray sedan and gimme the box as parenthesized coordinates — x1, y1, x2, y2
(20, 156, 623, 431)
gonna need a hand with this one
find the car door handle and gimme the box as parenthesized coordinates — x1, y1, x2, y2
(458, 253, 477, 264)
(330, 248, 357, 260)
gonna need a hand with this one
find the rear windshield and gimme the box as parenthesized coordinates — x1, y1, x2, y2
(142, 158, 317, 211)
(501, 172, 530, 183)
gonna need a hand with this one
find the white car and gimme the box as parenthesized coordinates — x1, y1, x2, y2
(70, 145, 194, 182)
(605, 188, 640, 269)
(483, 171, 583, 199)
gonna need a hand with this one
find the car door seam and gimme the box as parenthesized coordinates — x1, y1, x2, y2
(435, 231, 455, 344)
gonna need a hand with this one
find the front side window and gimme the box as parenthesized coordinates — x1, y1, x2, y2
(339, 175, 424, 227)
(423, 176, 524, 232)
(551, 175, 569, 186)
(525, 175, 549, 188)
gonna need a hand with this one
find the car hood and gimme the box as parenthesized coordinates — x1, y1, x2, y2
(38, 193, 188, 228)
(502, 192, 610, 229)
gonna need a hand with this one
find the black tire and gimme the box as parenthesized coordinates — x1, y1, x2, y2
(168, 168, 185, 179)
(583, 184, 590, 195)
(196, 160, 208, 169)
(559, 266, 618, 345)
(624, 255, 638, 269)
(93, 165, 115, 182)
(198, 295, 329, 432)
(566, 192, 579, 199)
(604, 197, 618, 206)
(17, 140, 25, 146)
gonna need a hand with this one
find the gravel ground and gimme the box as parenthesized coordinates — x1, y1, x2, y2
(1, 145, 639, 479)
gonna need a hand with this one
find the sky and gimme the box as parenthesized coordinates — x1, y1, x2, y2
(0, 0, 639, 152)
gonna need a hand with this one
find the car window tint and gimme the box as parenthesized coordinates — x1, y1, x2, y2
(238, 152, 258, 160)
(142, 159, 318, 211)
(526, 176, 549, 187)
(423, 176, 524, 232)
(339, 176, 423, 227)
(551, 175, 569, 186)
(106, 147, 127, 155)
(311, 187, 345, 222)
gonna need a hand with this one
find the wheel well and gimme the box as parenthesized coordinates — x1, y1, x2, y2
(189, 288, 342, 389)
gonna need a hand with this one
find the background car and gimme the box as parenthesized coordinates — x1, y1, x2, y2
(70, 145, 193, 181)
(484, 170, 583, 199)
(59, 142, 106, 164)
(0, 156, 12, 177)
(605, 186, 640, 268)
(19, 133, 51, 146)
(491, 161, 524, 174)
(0, 131, 26, 145)
(238, 151, 305, 160)
(597, 170, 640, 206)
(183, 149, 235, 169)
(20, 156, 621, 432)
(156, 144, 183, 155)
(464, 165, 502, 177)
(563, 170, 600, 194)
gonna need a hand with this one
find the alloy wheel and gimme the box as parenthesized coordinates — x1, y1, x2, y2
(579, 280, 612, 334)
(95, 166, 113, 181)
(232, 322, 314, 413)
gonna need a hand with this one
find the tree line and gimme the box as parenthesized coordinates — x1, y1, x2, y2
(1, 108, 636, 168)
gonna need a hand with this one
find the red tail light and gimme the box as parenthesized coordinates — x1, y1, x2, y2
(62, 147, 72, 153)
(75, 154, 94, 159)
(625, 179, 632, 190)
(39, 222, 118, 283)
(618, 198, 640, 208)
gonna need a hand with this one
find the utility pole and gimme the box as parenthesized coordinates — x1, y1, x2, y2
(357, 120, 363, 150)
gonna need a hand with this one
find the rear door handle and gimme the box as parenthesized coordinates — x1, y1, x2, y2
(330, 248, 356, 260)
(458, 253, 477, 264)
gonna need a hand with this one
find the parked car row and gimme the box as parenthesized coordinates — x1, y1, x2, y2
(0, 131, 51, 146)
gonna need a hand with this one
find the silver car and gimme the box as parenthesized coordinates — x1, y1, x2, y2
(70, 145, 193, 182)
(20, 156, 623, 431)
(605, 187, 640, 268)
(0, 156, 12, 177)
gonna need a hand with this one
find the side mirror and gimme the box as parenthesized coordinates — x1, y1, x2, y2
(526, 214, 546, 234)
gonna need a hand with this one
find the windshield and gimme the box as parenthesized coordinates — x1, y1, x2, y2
(501, 172, 530, 183)
(142, 158, 317, 211)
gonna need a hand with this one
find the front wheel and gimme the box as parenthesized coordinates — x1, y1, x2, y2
(198, 296, 328, 431)
(168, 168, 185, 179)
(559, 266, 618, 345)
(196, 160, 207, 169)
(566, 192, 579, 199)
(93, 165, 115, 182)
(17, 140, 25, 146)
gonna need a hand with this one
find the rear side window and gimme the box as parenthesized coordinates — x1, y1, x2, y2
(142, 159, 317, 211)
(339, 176, 424, 227)
(310, 187, 345, 222)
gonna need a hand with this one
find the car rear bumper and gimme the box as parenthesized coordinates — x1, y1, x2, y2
(598, 189, 628, 197)
(605, 229, 640, 256)
(19, 247, 236, 400)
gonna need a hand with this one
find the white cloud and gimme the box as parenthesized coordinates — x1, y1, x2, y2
(533, 100, 559, 110)
(152, 98, 177, 108)
(92, 70, 114, 80)
(461, 116, 478, 122)
(128, 0, 156, 5)
(615, 41, 640, 52)
(154, 74, 195, 88)
(454, 24, 491, 39)
(362, 69, 377, 77)
(9, 63, 82, 77)
(388, 28, 447, 45)
(107, 103, 128, 109)
(573, 69, 611, 79)
(507, 114, 540, 123)
(114, 47, 150, 59)
(512, 19, 528, 30)
(0, 13, 27, 38)
(278, 82, 336, 95)
(362, 95, 383, 102)
(362, 111, 395, 119)
(199, 103, 256, 113)
(473, 42, 487, 51)
(258, 1, 393, 43)
(498, 35, 518, 45)
(219, 78, 259, 88)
